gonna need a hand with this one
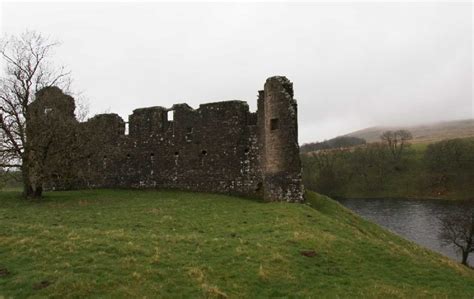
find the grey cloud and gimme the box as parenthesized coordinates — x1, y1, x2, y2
(1, 2, 472, 143)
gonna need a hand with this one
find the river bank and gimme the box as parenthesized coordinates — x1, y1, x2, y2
(336, 197, 474, 266)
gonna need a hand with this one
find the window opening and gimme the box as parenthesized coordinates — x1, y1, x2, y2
(125, 122, 129, 135)
(270, 118, 279, 130)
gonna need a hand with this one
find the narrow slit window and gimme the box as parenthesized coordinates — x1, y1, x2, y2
(270, 118, 279, 130)
(200, 150, 207, 167)
(124, 122, 129, 135)
(185, 127, 193, 142)
(168, 110, 174, 121)
(150, 153, 155, 175)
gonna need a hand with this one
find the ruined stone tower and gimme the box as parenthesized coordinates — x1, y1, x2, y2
(30, 76, 304, 202)
(258, 77, 304, 202)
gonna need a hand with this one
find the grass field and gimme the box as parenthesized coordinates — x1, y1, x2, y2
(1, 189, 473, 298)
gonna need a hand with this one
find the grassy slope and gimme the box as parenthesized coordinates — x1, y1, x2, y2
(0, 190, 473, 298)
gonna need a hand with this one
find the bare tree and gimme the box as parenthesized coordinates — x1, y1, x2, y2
(380, 130, 413, 162)
(439, 208, 474, 266)
(0, 31, 71, 198)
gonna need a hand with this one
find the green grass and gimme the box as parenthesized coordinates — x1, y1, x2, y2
(1, 189, 473, 298)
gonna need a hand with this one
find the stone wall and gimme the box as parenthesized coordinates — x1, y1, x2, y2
(29, 76, 304, 202)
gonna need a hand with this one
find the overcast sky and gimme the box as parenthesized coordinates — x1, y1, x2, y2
(1, 2, 472, 143)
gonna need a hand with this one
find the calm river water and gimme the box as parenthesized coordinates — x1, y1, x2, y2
(336, 197, 473, 265)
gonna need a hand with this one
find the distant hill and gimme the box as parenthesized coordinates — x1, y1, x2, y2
(345, 119, 474, 143)
(300, 136, 366, 153)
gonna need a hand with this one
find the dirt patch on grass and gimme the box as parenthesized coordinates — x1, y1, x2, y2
(33, 280, 51, 290)
(300, 250, 317, 257)
(0, 267, 10, 277)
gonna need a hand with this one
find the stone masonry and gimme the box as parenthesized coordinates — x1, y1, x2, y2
(29, 76, 304, 202)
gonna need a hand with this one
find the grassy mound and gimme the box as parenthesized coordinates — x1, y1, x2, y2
(0, 190, 473, 297)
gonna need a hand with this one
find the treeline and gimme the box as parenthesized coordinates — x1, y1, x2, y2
(300, 136, 366, 153)
(424, 139, 474, 196)
(0, 170, 22, 190)
(302, 132, 474, 200)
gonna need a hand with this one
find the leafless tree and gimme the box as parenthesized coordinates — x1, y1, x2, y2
(439, 208, 474, 266)
(380, 130, 413, 162)
(0, 31, 71, 198)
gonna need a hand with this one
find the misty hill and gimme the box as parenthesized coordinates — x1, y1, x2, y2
(345, 119, 474, 143)
(300, 136, 366, 153)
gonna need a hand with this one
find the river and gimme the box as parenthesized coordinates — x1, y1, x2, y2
(336, 197, 473, 265)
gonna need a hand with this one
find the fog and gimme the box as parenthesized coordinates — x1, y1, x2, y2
(1, 2, 472, 143)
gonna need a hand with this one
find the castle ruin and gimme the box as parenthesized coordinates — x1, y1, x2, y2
(29, 76, 304, 202)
